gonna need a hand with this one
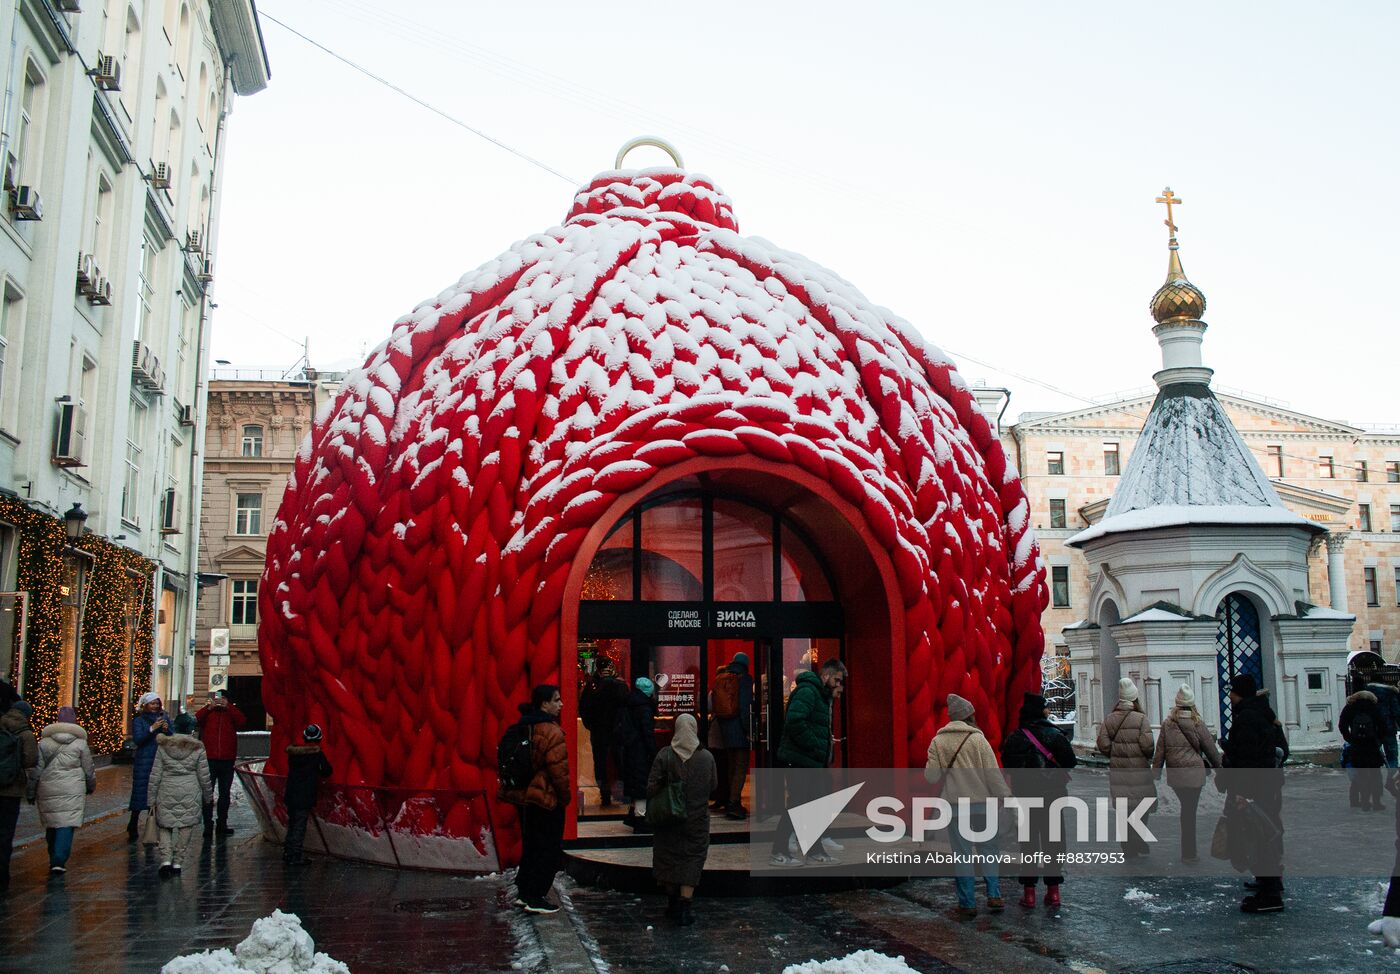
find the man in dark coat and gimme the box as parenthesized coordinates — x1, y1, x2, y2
(713, 652, 754, 820)
(769, 659, 846, 865)
(1001, 692, 1077, 907)
(1342, 690, 1386, 810)
(579, 660, 627, 807)
(196, 691, 247, 836)
(1220, 674, 1287, 914)
(1368, 682, 1400, 769)
(0, 683, 38, 891)
(283, 723, 333, 867)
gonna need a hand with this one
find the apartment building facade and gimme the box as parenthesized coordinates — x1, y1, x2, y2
(0, 0, 267, 744)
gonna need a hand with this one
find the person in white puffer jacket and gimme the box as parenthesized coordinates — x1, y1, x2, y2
(34, 706, 95, 873)
(147, 713, 211, 879)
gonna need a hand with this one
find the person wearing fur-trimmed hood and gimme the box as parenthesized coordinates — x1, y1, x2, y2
(1341, 689, 1385, 811)
(147, 721, 212, 878)
(283, 723, 333, 867)
(33, 706, 95, 873)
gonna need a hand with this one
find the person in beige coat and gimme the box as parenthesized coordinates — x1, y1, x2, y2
(1151, 684, 1221, 862)
(147, 727, 212, 878)
(34, 706, 95, 873)
(1097, 678, 1157, 857)
(925, 693, 1011, 916)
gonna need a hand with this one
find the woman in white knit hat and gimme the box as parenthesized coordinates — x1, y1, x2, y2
(1151, 683, 1221, 862)
(1096, 677, 1156, 857)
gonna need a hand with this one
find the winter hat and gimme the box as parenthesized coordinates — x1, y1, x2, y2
(138, 692, 161, 708)
(1174, 684, 1195, 708)
(303, 723, 323, 743)
(1118, 678, 1139, 703)
(635, 677, 655, 697)
(946, 693, 975, 723)
(1229, 674, 1257, 698)
(56, 706, 78, 723)
(172, 713, 197, 735)
(731, 652, 750, 669)
(1019, 692, 1048, 723)
(12, 700, 31, 718)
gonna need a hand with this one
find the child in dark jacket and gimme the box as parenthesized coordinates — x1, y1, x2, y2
(283, 723, 333, 866)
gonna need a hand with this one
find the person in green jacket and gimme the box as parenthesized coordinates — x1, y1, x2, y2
(769, 659, 847, 865)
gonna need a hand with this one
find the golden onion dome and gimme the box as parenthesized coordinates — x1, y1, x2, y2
(1149, 244, 1207, 323)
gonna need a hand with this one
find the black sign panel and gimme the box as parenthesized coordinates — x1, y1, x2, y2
(577, 600, 842, 639)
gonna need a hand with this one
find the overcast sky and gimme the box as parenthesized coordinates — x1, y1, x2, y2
(211, 0, 1399, 426)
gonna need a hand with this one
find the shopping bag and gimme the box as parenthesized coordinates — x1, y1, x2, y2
(1209, 813, 1230, 861)
(646, 751, 688, 829)
(142, 806, 161, 846)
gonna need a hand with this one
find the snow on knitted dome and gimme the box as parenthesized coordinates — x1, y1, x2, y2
(259, 165, 1047, 857)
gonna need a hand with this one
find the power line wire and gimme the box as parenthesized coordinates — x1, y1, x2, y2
(258, 12, 579, 186)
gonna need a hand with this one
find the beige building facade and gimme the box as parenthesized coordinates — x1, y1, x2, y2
(975, 387, 1400, 665)
(193, 372, 340, 725)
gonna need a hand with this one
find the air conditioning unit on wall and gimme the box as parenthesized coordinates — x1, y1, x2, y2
(89, 55, 120, 92)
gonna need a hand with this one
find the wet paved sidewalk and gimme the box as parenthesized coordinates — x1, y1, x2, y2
(1, 784, 1396, 974)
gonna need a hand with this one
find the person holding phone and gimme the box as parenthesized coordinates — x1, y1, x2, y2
(127, 693, 172, 841)
(196, 691, 246, 836)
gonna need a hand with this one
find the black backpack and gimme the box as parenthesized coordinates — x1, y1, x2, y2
(0, 728, 22, 788)
(496, 721, 535, 791)
(1350, 709, 1380, 747)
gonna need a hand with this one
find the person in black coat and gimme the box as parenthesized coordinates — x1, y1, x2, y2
(1367, 683, 1400, 769)
(283, 723, 333, 866)
(1220, 674, 1287, 913)
(1341, 690, 1386, 811)
(616, 677, 658, 831)
(1000, 692, 1076, 908)
(579, 660, 628, 807)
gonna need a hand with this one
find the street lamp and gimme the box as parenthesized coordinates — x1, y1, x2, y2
(63, 502, 87, 541)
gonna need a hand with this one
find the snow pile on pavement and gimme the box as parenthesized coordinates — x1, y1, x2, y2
(161, 910, 350, 974)
(782, 950, 921, 974)
(1122, 887, 1157, 904)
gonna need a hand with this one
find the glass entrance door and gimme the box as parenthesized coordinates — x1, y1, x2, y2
(639, 643, 702, 749)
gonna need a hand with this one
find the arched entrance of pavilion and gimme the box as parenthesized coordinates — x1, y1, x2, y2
(559, 458, 903, 827)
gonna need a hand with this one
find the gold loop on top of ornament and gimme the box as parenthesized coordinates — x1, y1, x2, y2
(615, 136, 685, 170)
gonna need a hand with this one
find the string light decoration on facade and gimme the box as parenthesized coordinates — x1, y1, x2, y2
(0, 496, 156, 752)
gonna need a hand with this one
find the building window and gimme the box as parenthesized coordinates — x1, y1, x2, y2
(0, 283, 21, 431)
(1395, 567, 1400, 607)
(12, 61, 46, 192)
(1357, 460, 1369, 482)
(93, 172, 115, 270)
(1103, 442, 1120, 476)
(1051, 565, 1070, 608)
(121, 399, 145, 524)
(1048, 498, 1067, 529)
(1359, 504, 1372, 532)
(1372, 639, 1384, 654)
(241, 425, 263, 457)
(1267, 445, 1283, 478)
(1389, 462, 1400, 484)
(1046, 451, 1064, 476)
(230, 579, 257, 625)
(135, 238, 156, 342)
(1318, 456, 1334, 479)
(1365, 567, 1379, 607)
(1392, 504, 1400, 533)
(1307, 672, 1324, 691)
(234, 493, 262, 535)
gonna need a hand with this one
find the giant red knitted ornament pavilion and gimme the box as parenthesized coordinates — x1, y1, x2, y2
(260, 158, 1047, 865)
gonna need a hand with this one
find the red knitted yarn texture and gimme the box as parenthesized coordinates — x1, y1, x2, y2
(260, 168, 1048, 863)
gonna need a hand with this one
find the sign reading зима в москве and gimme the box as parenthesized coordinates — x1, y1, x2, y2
(576, 600, 842, 637)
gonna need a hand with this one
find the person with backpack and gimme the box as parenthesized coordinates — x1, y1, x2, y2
(498, 685, 569, 914)
(127, 693, 172, 841)
(647, 712, 717, 926)
(1220, 674, 1288, 914)
(769, 658, 847, 866)
(710, 652, 753, 820)
(578, 660, 627, 808)
(1151, 684, 1221, 862)
(617, 677, 658, 832)
(1342, 689, 1385, 811)
(1367, 682, 1400, 769)
(925, 693, 1010, 917)
(32, 706, 95, 874)
(1000, 691, 1077, 909)
(284, 723, 333, 867)
(0, 682, 38, 891)
(196, 691, 246, 836)
(147, 712, 212, 879)
(1096, 678, 1157, 858)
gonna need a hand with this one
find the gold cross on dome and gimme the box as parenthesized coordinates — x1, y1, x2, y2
(1156, 187, 1182, 235)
